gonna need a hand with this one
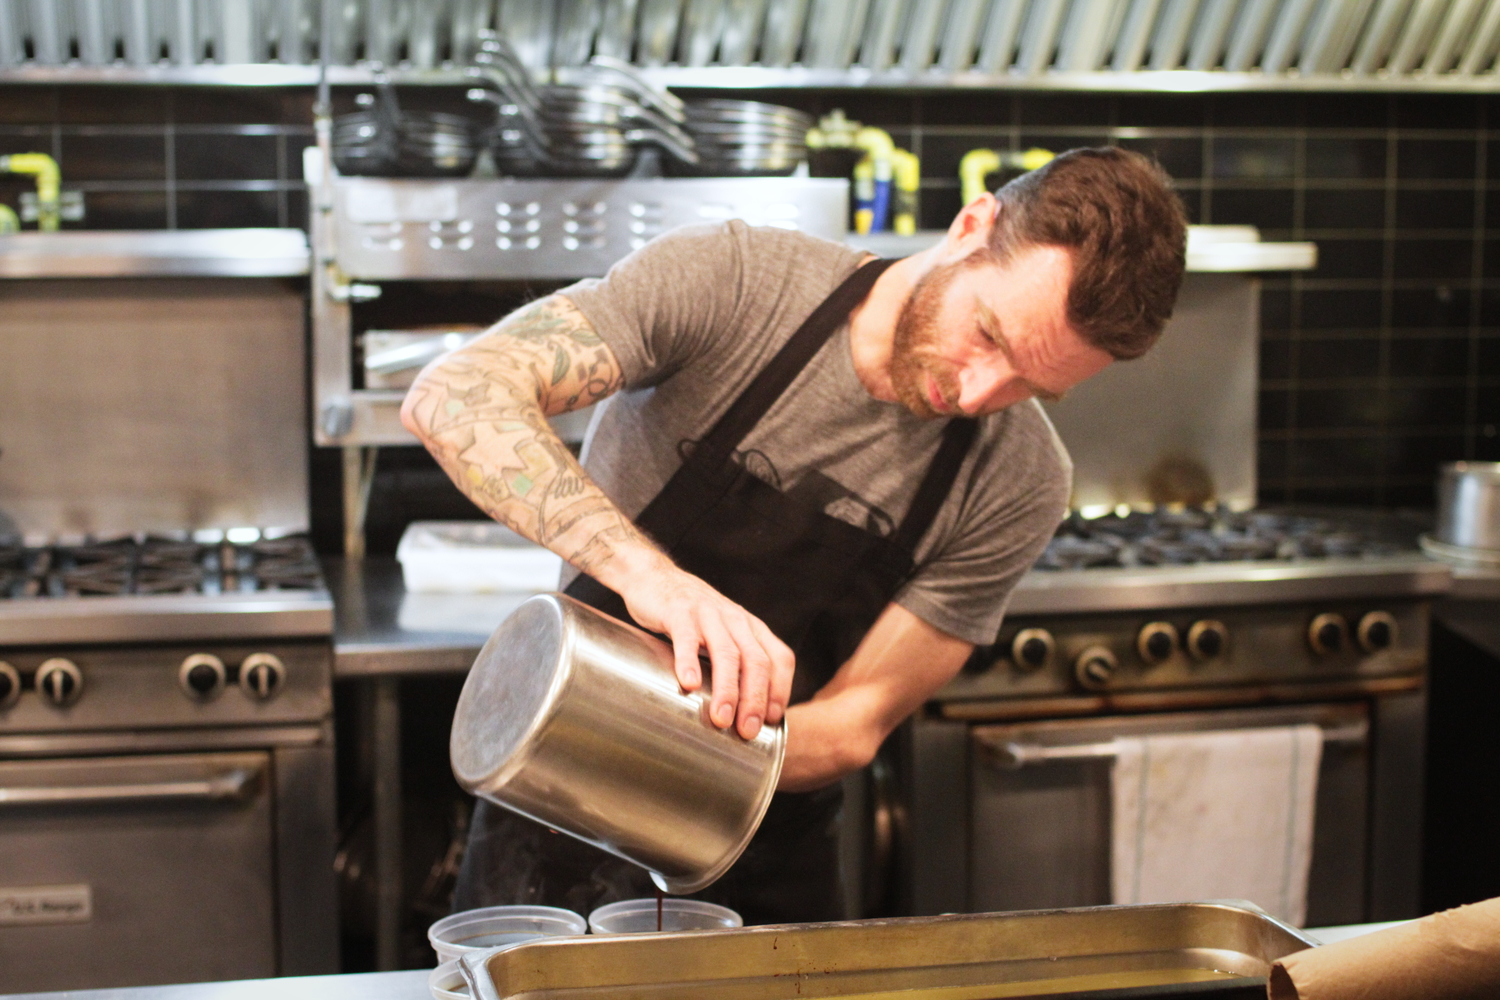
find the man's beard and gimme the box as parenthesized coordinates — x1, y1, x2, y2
(888, 256, 969, 419)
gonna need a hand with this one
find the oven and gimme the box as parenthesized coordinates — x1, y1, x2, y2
(0, 539, 339, 992)
(0, 254, 339, 989)
(891, 508, 1444, 929)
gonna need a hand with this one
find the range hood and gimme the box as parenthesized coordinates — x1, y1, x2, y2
(3, 0, 1499, 92)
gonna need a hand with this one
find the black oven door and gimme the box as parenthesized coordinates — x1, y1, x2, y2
(901, 703, 1373, 928)
(0, 751, 276, 991)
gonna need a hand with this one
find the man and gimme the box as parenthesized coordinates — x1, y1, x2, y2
(401, 146, 1187, 923)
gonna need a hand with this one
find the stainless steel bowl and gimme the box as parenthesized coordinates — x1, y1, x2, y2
(1435, 461, 1500, 553)
(449, 593, 785, 894)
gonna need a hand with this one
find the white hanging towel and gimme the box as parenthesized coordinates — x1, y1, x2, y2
(1111, 725, 1323, 926)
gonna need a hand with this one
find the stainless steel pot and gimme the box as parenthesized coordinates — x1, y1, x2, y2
(449, 592, 785, 894)
(1435, 461, 1500, 553)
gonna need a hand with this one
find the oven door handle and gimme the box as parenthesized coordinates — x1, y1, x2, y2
(976, 720, 1369, 770)
(0, 766, 260, 807)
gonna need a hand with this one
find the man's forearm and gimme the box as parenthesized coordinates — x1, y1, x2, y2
(399, 297, 655, 579)
(402, 296, 797, 739)
(775, 603, 975, 792)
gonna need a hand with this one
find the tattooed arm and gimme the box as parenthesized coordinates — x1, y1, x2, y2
(400, 296, 793, 739)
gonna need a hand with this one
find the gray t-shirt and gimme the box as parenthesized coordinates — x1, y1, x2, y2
(558, 221, 1070, 646)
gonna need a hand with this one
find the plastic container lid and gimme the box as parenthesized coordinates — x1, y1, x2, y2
(428, 905, 587, 964)
(588, 898, 742, 935)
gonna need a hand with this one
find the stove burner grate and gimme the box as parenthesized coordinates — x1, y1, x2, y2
(1038, 506, 1407, 571)
(0, 535, 323, 599)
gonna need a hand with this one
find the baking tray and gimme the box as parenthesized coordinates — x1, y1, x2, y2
(461, 902, 1316, 1000)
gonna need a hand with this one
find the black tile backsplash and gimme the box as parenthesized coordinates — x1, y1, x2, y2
(1394, 188, 1476, 230)
(2, 83, 1497, 509)
(1396, 138, 1477, 179)
(1211, 137, 1296, 179)
(1307, 238, 1384, 279)
(60, 132, 166, 181)
(175, 188, 283, 228)
(1299, 337, 1382, 379)
(1304, 138, 1387, 179)
(1211, 187, 1295, 232)
(1392, 238, 1474, 280)
(1300, 289, 1383, 330)
(1391, 287, 1472, 329)
(175, 131, 281, 180)
(1304, 189, 1386, 231)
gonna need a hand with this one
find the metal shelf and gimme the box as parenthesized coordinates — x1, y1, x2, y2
(5, 64, 1500, 93)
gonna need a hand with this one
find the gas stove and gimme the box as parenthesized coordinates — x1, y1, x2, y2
(0, 532, 332, 645)
(1010, 506, 1449, 617)
(1034, 507, 1403, 571)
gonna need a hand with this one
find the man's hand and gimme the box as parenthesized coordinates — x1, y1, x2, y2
(601, 547, 795, 740)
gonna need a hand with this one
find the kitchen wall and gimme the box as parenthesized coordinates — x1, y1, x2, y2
(4, 83, 1496, 540)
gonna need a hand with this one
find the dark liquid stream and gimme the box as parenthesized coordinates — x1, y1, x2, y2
(656, 887, 664, 931)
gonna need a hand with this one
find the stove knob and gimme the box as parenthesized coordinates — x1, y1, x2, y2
(240, 653, 286, 700)
(1074, 646, 1118, 690)
(1187, 620, 1229, 661)
(0, 661, 19, 709)
(36, 658, 83, 707)
(1010, 629, 1056, 672)
(1357, 611, 1398, 653)
(179, 654, 227, 700)
(1137, 622, 1179, 664)
(1308, 613, 1349, 657)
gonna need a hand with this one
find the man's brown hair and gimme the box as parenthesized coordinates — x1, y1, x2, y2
(985, 146, 1187, 360)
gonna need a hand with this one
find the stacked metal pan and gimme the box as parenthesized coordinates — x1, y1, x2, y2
(673, 100, 813, 177)
(466, 37, 697, 178)
(332, 86, 479, 178)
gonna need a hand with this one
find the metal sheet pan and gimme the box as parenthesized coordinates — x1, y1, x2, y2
(462, 903, 1316, 1000)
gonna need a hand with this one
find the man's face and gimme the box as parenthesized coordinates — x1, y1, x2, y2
(888, 243, 1114, 419)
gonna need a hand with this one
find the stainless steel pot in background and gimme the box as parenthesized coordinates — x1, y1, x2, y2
(449, 593, 785, 894)
(1430, 461, 1500, 558)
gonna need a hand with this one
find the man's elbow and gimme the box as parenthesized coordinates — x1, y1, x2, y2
(398, 380, 426, 440)
(838, 725, 887, 776)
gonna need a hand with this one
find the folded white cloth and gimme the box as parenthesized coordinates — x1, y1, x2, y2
(1111, 725, 1323, 925)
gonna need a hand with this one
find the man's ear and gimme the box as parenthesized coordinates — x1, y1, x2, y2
(942, 192, 997, 257)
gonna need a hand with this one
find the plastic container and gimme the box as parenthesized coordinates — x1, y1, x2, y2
(429, 958, 470, 1000)
(588, 898, 743, 934)
(397, 521, 563, 594)
(427, 905, 587, 964)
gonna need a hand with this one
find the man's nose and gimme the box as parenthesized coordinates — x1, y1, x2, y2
(957, 359, 1013, 415)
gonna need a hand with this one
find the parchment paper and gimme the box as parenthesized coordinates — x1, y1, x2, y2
(1269, 896, 1500, 1000)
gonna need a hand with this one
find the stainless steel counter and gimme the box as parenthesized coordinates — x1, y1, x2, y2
(0, 922, 1403, 1000)
(328, 554, 1455, 679)
(0, 969, 429, 1000)
(326, 557, 493, 678)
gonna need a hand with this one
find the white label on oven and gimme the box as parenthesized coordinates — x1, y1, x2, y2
(0, 884, 92, 925)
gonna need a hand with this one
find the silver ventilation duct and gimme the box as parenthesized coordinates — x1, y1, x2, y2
(2, 0, 1500, 90)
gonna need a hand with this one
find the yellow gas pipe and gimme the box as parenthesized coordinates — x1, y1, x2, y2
(0, 153, 61, 231)
(959, 147, 1054, 206)
(889, 148, 921, 236)
(0, 203, 19, 234)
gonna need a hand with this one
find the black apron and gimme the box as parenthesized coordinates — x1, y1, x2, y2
(454, 258, 977, 925)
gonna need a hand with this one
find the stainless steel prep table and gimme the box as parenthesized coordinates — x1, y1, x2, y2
(326, 556, 544, 969)
(0, 970, 430, 1000)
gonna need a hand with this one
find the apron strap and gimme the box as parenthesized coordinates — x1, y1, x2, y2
(891, 416, 978, 553)
(696, 257, 899, 467)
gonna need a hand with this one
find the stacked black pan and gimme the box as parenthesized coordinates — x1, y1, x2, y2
(332, 84, 479, 178)
(466, 38, 697, 178)
(673, 100, 812, 177)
